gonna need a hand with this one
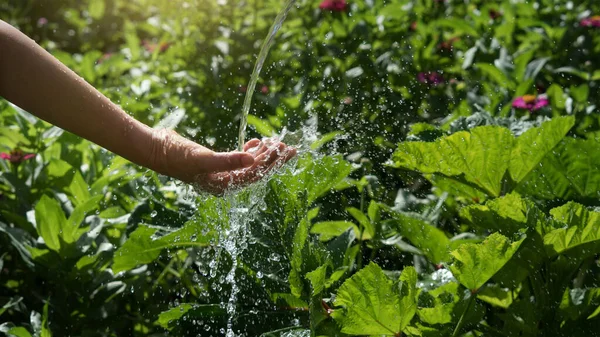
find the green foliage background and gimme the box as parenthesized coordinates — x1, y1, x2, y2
(2, 0, 600, 336)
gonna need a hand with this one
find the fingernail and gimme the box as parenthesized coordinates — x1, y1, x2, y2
(242, 155, 254, 167)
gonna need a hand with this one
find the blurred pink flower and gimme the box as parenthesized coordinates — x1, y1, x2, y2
(1, 149, 35, 164)
(581, 15, 600, 27)
(417, 71, 445, 86)
(260, 85, 269, 94)
(37, 17, 48, 27)
(409, 21, 417, 31)
(512, 95, 549, 112)
(319, 0, 347, 12)
(343, 97, 353, 105)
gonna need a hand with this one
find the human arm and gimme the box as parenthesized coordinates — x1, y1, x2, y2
(0, 20, 294, 193)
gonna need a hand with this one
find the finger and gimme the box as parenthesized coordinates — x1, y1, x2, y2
(204, 151, 255, 173)
(253, 142, 285, 168)
(243, 138, 261, 152)
(252, 139, 274, 157)
(198, 144, 297, 194)
(261, 147, 296, 173)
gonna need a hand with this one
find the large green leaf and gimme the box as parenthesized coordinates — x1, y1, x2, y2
(398, 266, 419, 331)
(332, 263, 417, 335)
(393, 126, 514, 196)
(274, 155, 353, 204)
(34, 195, 67, 252)
(508, 116, 574, 183)
(449, 233, 525, 291)
(544, 202, 600, 257)
(388, 212, 450, 264)
(459, 193, 531, 235)
(112, 218, 218, 273)
(518, 138, 600, 199)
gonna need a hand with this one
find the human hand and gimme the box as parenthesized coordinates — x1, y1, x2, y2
(148, 129, 296, 194)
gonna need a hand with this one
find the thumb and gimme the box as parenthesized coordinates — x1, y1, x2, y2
(205, 151, 255, 172)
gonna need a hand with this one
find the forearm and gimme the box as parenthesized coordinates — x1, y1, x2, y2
(0, 20, 155, 169)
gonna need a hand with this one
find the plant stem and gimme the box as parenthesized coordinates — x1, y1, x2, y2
(451, 292, 475, 337)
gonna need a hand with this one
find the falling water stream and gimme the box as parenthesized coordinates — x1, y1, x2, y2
(237, 0, 299, 151)
(217, 1, 299, 335)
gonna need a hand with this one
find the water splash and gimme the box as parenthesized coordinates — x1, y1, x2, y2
(200, 118, 323, 337)
(237, 0, 298, 151)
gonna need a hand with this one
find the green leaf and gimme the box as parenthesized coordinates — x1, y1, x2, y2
(368, 200, 380, 224)
(289, 214, 313, 297)
(68, 171, 90, 207)
(65, 195, 103, 243)
(553, 67, 590, 81)
(41, 301, 52, 337)
(6, 327, 33, 337)
(544, 202, 600, 258)
(388, 212, 450, 264)
(35, 195, 67, 252)
(508, 116, 574, 183)
(436, 19, 479, 37)
(476, 63, 514, 89)
(460, 193, 531, 235)
(310, 221, 359, 241)
(112, 217, 218, 273)
(156, 304, 225, 330)
(570, 84, 589, 103)
(449, 233, 525, 291)
(398, 266, 419, 331)
(477, 284, 515, 308)
(271, 293, 308, 309)
(417, 282, 461, 325)
(274, 155, 353, 204)
(558, 288, 600, 321)
(306, 264, 329, 296)
(518, 138, 600, 199)
(393, 126, 514, 197)
(346, 207, 375, 239)
(332, 263, 416, 335)
(247, 114, 276, 136)
(546, 84, 566, 109)
(88, 0, 106, 19)
(311, 131, 344, 150)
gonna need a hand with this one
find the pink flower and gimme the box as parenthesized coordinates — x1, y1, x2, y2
(260, 85, 269, 94)
(581, 15, 600, 28)
(1, 149, 36, 164)
(512, 95, 549, 112)
(319, 0, 347, 12)
(417, 72, 445, 86)
(37, 17, 48, 27)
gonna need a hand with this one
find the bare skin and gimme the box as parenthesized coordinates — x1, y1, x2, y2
(0, 20, 295, 194)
